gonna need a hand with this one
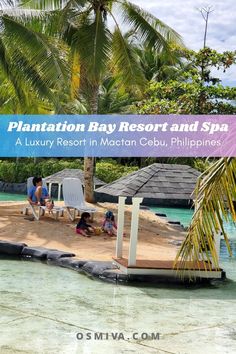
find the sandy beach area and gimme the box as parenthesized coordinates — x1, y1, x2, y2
(0, 201, 186, 261)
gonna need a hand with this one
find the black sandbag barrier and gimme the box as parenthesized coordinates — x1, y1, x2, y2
(21, 246, 75, 260)
(48, 257, 86, 270)
(21, 246, 55, 259)
(0, 240, 27, 255)
(168, 221, 181, 225)
(81, 261, 117, 276)
(47, 250, 75, 260)
(0, 240, 223, 285)
(47, 258, 125, 283)
(80, 261, 120, 282)
(155, 213, 167, 217)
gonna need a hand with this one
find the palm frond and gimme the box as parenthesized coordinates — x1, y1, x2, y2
(19, 0, 67, 10)
(19, 0, 86, 11)
(0, 38, 10, 77)
(18, 0, 88, 37)
(0, 0, 15, 8)
(0, 67, 54, 114)
(175, 158, 236, 274)
(2, 15, 69, 90)
(71, 10, 111, 83)
(1, 7, 45, 17)
(111, 26, 146, 89)
(120, 1, 184, 51)
(0, 37, 28, 104)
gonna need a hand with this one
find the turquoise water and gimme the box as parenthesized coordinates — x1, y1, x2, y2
(0, 192, 25, 201)
(0, 257, 236, 354)
(0, 205, 235, 353)
(151, 206, 236, 239)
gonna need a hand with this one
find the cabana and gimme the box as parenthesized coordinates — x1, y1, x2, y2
(95, 163, 201, 207)
(113, 196, 223, 280)
(44, 169, 105, 200)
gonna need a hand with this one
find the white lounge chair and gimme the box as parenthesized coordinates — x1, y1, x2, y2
(62, 178, 96, 221)
(23, 177, 64, 221)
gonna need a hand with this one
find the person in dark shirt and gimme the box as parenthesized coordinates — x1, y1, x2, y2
(76, 212, 94, 237)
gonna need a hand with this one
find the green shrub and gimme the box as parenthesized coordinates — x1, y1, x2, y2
(0, 159, 83, 183)
(193, 159, 210, 172)
(0, 161, 17, 183)
(0, 158, 136, 184)
(95, 160, 138, 183)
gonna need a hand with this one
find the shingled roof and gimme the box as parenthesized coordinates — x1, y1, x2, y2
(45, 168, 105, 187)
(95, 163, 201, 205)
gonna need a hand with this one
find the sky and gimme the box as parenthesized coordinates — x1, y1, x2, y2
(131, 0, 236, 85)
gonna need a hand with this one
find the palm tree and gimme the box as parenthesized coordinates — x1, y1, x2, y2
(176, 157, 236, 272)
(20, 0, 184, 202)
(97, 76, 135, 114)
(136, 45, 190, 82)
(0, 1, 68, 111)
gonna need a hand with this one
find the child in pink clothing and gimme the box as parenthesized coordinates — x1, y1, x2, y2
(76, 212, 94, 237)
(102, 211, 117, 236)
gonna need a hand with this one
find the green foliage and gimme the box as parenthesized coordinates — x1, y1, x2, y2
(138, 80, 236, 114)
(0, 161, 17, 183)
(136, 48, 236, 115)
(176, 158, 236, 268)
(38, 159, 83, 177)
(136, 44, 190, 82)
(0, 159, 137, 184)
(0, 159, 82, 183)
(193, 159, 211, 172)
(95, 160, 138, 183)
(0, 9, 68, 112)
(98, 77, 135, 114)
(20, 0, 183, 103)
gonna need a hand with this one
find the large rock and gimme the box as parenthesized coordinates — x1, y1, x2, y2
(0, 240, 27, 256)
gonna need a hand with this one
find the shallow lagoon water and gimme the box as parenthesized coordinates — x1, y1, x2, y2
(0, 192, 25, 201)
(0, 206, 236, 353)
(151, 206, 236, 231)
(0, 248, 236, 354)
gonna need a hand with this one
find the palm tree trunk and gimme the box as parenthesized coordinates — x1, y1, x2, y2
(84, 84, 99, 202)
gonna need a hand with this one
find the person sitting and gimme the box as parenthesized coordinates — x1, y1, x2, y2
(28, 176, 54, 210)
(102, 211, 117, 236)
(76, 212, 94, 237)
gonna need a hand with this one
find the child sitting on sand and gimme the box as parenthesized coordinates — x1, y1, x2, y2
(45, 199, 54, 213)
(76, 212, 94, 237)
(102, 211, 117, 236)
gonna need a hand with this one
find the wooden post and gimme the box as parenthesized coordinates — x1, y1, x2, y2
(128, 197, 143, 267)
(116, 196, 127, 258)
(48, 183, 52, 197)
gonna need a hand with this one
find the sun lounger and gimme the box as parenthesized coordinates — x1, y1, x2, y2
(62, 178, 96, 221)
(23, 177, 64, 221)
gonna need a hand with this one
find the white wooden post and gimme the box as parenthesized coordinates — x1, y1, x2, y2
(58, 183, 61, 201)
(48, 183, 52, 197)
(215, 232, 221, 263)
(215, 203, 222, 264)
(128, 197, 143, 267)
(116, 196, 127, 258)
